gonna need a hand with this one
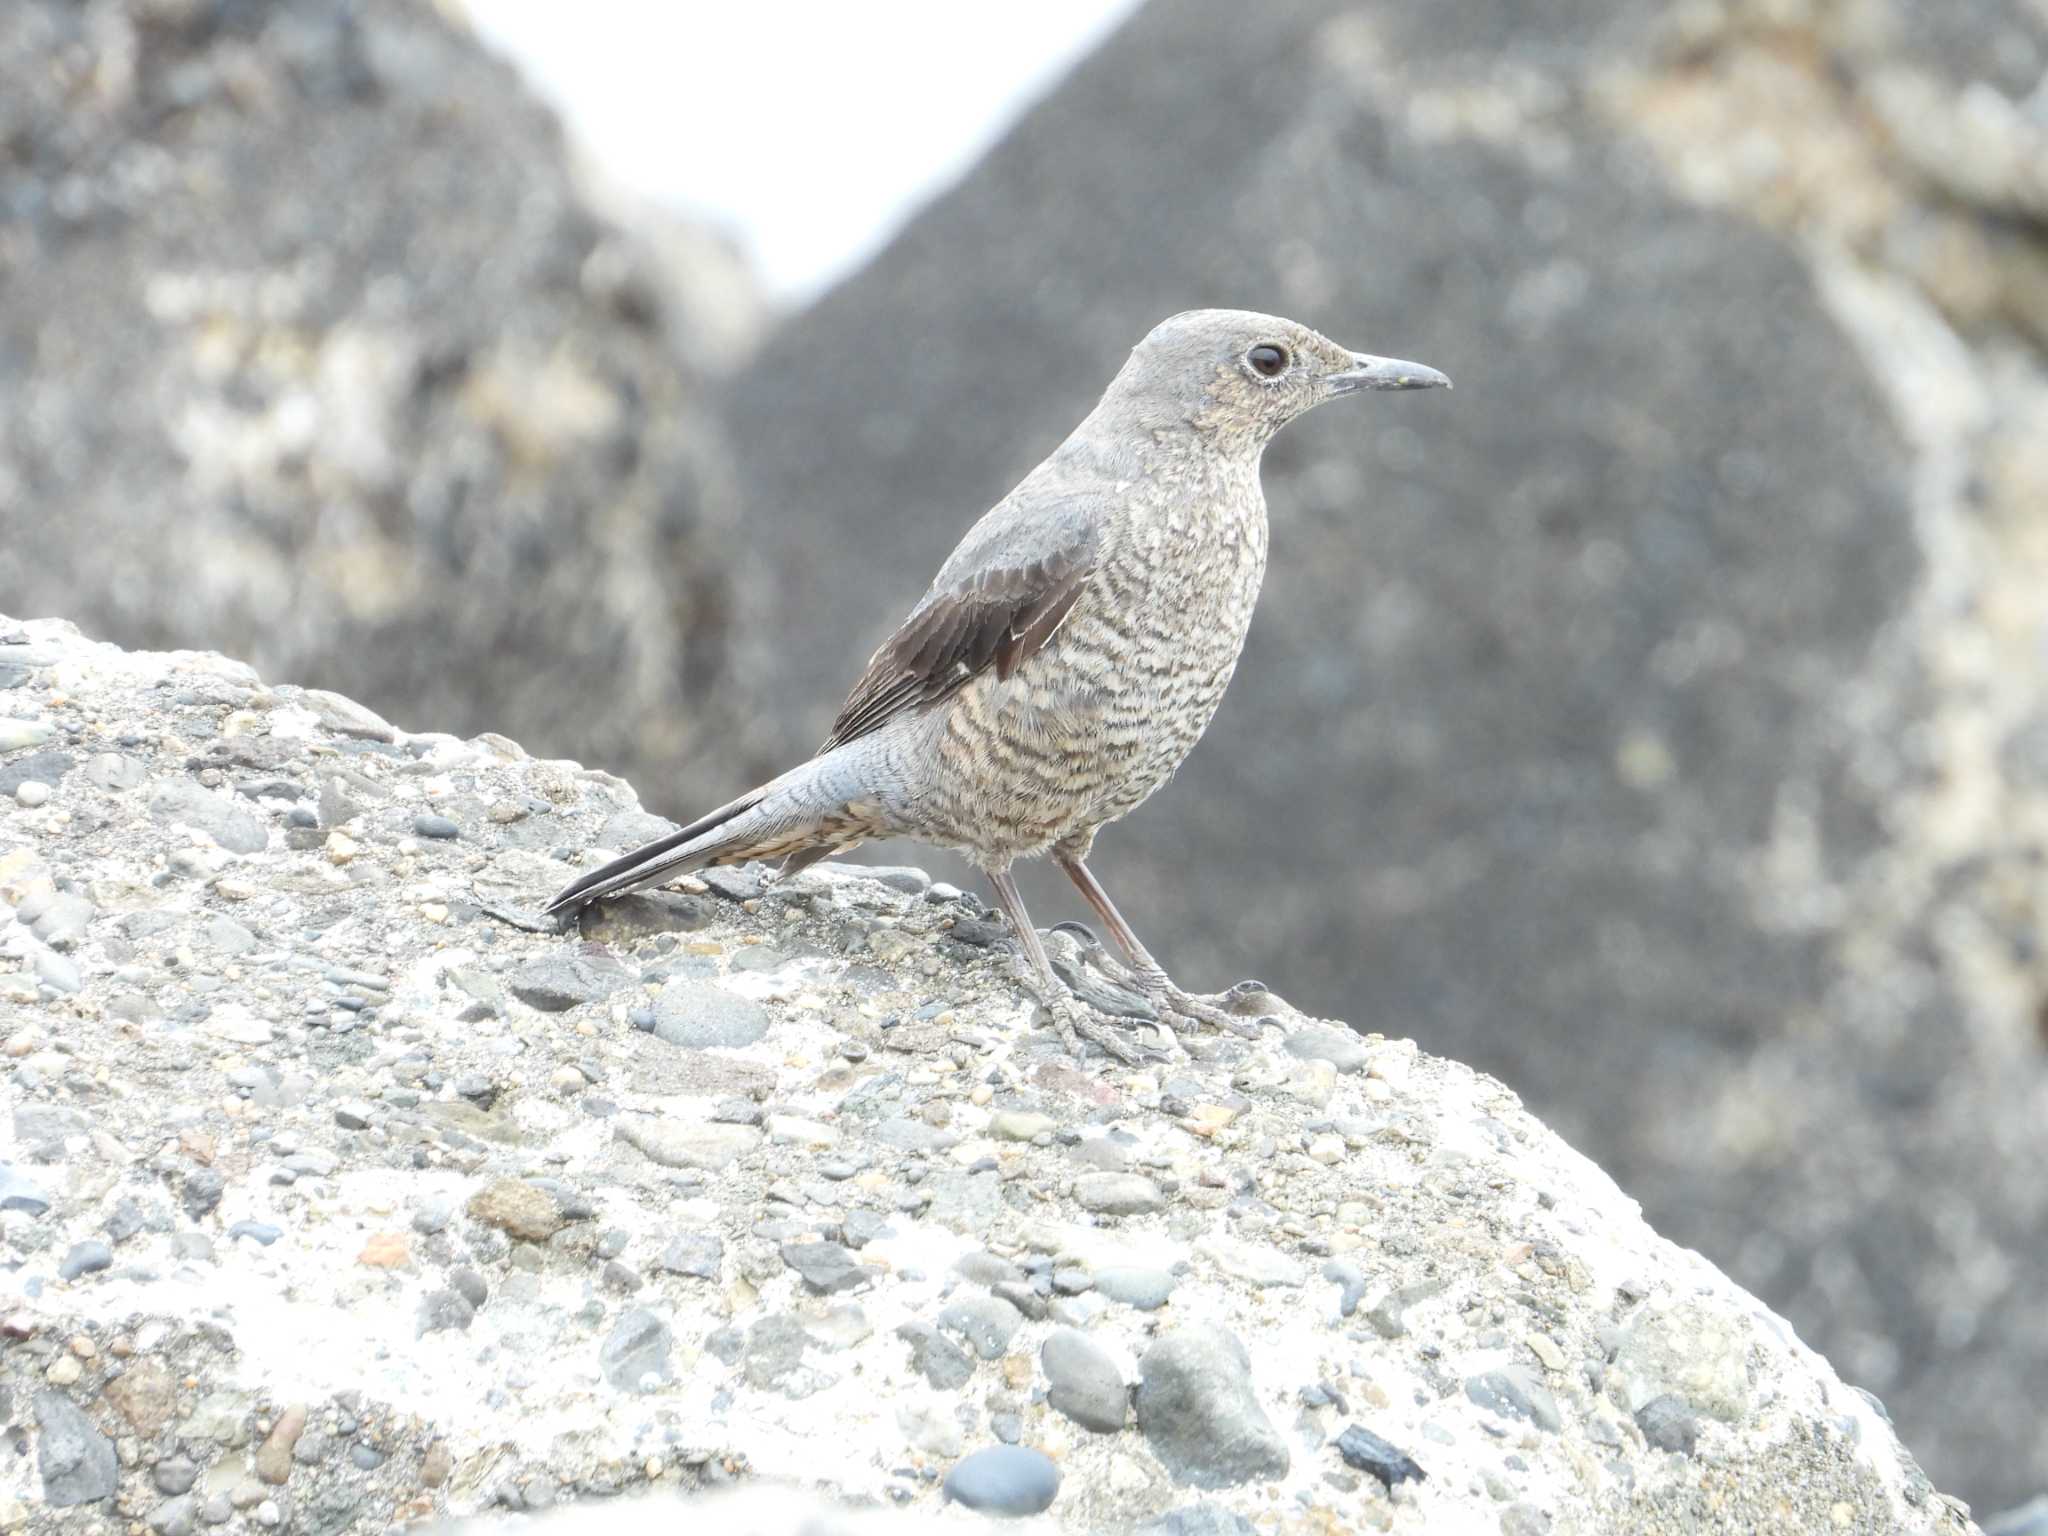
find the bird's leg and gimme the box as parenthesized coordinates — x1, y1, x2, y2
(987, 869, 1143, 1065)
(1053, 855, 1252, 1035)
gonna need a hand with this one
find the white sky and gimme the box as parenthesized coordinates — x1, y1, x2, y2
(462, 0, 1144, 300)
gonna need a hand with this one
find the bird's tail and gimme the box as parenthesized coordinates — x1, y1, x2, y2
(541, 754, 879, 915)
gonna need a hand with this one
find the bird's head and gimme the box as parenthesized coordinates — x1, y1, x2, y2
(1106, 308, 1450, 448)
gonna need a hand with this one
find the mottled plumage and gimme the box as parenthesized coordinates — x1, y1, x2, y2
(546, 309, 1449, 1060)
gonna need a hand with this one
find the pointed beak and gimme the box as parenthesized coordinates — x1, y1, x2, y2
(1330, 352, 1453, 394)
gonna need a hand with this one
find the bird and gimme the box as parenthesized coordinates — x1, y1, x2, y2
(544, 309, 1450, 1062)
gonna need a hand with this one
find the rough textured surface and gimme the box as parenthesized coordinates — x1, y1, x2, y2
(0, 619, 1977, 1533)
(711, 0, 2048, 1510)
(0, 0, 759, 794)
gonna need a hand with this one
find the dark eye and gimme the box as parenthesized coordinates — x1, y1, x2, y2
(1248, 344, 1289, 378)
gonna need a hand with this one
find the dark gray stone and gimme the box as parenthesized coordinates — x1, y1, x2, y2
(411, 814, 459, 840)
(1136, 1324, 1289, 1488)
(942, 1445, 1059, 1516)
(153, 1458, 200, 1496)
(741, 1314, 812, 1392)
(781, 1241, 868, 1295)
(1635, 1393, 1699, 1455)
(416, 1290, 475, 1336)
(896, 1323, 974, 1391)
(599, 1307, 673, 1391)
(148, 1494, 198, 1536)
(1041, 1328, 1128, 1432)
(652, 979, 770, 1049)
(35, 1390, 118, 1506)
(1334, 1423, 1427, 1488)
(507, 950, 633, 1012)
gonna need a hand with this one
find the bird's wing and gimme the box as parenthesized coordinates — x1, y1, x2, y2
(819, 490, 1105, 755)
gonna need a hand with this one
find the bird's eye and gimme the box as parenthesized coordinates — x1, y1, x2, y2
(1248, 344, 1289, 378)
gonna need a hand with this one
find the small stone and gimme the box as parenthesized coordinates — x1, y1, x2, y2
(507, 950, 633, 1012)
(449, 1268, 489, 1308)
(781, 1241, 869, 1295)
(149, 1494, 198, 1536)
(1042, 1328, 1129, 1432)
(153, 1459, 200, 1496)
(657, 1233, 724, 1280)
(334, 1101, 374, 1130)
(34, 1390, 118, 1506)
(1464, 1366, 1562, 1433)
(1196, 1235, 1303, 1288)
(1635, 1393, 1699, 1455)
(104, 1361, 176, 1436)
(150, 777, 268, 854)
(1333, 1423, 1426, 1488)
(614, 1117, 760, 1172)
(1073, 1171, 1165, 1215)
(897, 1323, 974, 1391)
(412, 814, 460, 840)
(466, 1179, 567, 1242)
(990, 1110, 1057, 1141)
(651, 979, 771, 1048)
(1094, 1266, 1176, 1311)
(0, 1163, 51, 1216)
(942, 1445, 1060, 1517)
(420, 1442, 453, 1488)
(1283, 1027, 1370, 1073)
(58, 1241, 113, 1281)
(0, 718, 56, 752)
(253, 1404, 307, 1484)
(14, 780, 50, 807)
(416, 1290, 475, 1336)
(600, 1307, 674, 1391)
(938, 1294, 1024, 1360)
(1136, 1325, 1289, 1489)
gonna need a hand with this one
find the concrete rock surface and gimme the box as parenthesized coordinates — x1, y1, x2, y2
(712, 0, 2048, 1511)
(0, 617, 1977, 1533)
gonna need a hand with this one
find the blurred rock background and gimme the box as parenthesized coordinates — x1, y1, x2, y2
(4, 0, 2046, 1517)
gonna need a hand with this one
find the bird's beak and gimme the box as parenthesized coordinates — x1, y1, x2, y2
(1330, 352, 1453, 394)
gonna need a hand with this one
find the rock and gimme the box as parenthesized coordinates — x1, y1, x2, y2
(1334, 1423, 1426, 1489)
(896, 1324, 975, 1392)
(253, 1404, 306, 1484)
(1042, 1329, 1129, 1433)
(656, 1233, 724, 1281)
(936, 1294, 1024, 1360)
(781, 1242, 869, 1295)
(153, 1459, 200, 1496)
(1136, 1325, 1289, 1488)
(1196, 1236, 1303, 1289)
(942, 1445, 1060, 1517)
(1466, 1366, 1563, 1434)
(599, 1308, 673, 1391)
(148, 779, 267, 854)
(1635, 1394, 1700, 1456)
(1614, 1302, 1754, 1423)
(1072, 1172, 1165, 1216)
(34, 1390, 117, 1506)
(465, 1180, 567, 1242)
(1141, 1507, 1258, 1536)
(614, 1117, 761, 1171)
(506, 950, 633, 1013)
(989, 1110, 1057, 1141)
(416, 1291, 475, 1336)
(1093, 1266, 1177, 1311)
(1284, 1028, 1371, 1074)
(651, 979, 770, 1048)
(103, 1361, 175, 1436)
(57, 1241, 113, 1281)
(0, 1164, 51, 1217)
(714, 0, 2048, 1512)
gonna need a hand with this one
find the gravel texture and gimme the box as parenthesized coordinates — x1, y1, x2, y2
(0, 618, 1977, 1534)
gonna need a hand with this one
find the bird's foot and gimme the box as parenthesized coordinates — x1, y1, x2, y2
(1134, 972, 1278, 1039)
(1040, 992, 1147, 1066)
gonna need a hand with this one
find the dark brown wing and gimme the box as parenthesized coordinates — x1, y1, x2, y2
(820, 547, 1094, 754)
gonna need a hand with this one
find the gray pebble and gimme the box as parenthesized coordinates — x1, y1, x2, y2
(58, 1240, 114, 1280)
(154, 1458, 200, 1495)
(507, 950, 633, 1013)
(1042, 1328, 1129, 1432)
(1635, 1393, 1699, 1455)
(450, 1268, 489, 1308)
(229, 1221, 283, 1246)
(1095, 1266, 1176, 1311)
(897, 1323, 974, 1391)
(938, 1294, 1025, 1360)
(1136, 1325, 1289, 1489)
(1334, 1422, 1426, 1488)
(782, 1241, 869, 1295)
(35, 949, 82, 995)
(149, 777, 268, 854)
(417, 1290, 475, 1336)
(1465, 1366, 1562, 1433)
(200, 1494, 233, 1525)
(600, 1307, 674, 1391)
(652, 979, 770, 1048)
(657, 1233, 724, 1280)
(942, 1445, 1060, 1516)
(1072, 1171, 1165, 1215)
(1283, 1026, 1371, 1073)
(35, 1389, 118, 1505)
(149, 1494, 198, 1536)
(412, 813, 460, 839)
(0, 1163, 51, 1217)
(1140, 1507, 1258, 1536)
